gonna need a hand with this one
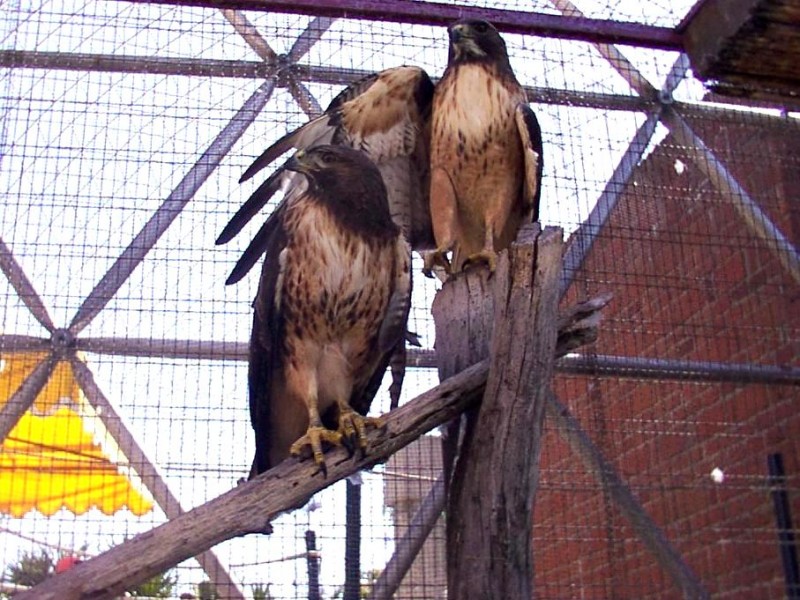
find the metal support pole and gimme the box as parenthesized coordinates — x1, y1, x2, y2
(0, 334, 50, 353)
(767, 453, 800, 600)
(559, 111, 660, 297)
(220, 10, 278, 62)
(114, 0, 683, 50)
(68, 78, 277, 335)
(0, 353, 58, 443)
(549, 0, 657, 98)
(0, 335, 783, 387)
(344, 481, 362, 600)
(661, 106, 800, 285)
(305, 530, 321, 600)
(545, 391, 710, 599)
(0, 237, 55, 332)
(220, 11, 328, 119)
(368, 475, 445, 600)
(368, 390, 712, 600)
(557, 353, 800, 386)
(551, 0, 800, 288)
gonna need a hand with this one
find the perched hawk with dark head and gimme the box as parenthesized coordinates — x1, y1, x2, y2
(221, 65, 434, 416)
(424, 19, 543, 276)
(218, 145, 411, 477)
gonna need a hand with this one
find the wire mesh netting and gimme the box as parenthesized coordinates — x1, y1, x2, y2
(1, 0, 798, 598)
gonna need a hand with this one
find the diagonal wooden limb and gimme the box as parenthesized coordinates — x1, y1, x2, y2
(0, 237, 55, 333)
(18, 356, 491, 600)
(67, 78, 278, 335)
(0, 352, 59, 443)
(14, 299, 708, 600)
(69, 357, 245, 600)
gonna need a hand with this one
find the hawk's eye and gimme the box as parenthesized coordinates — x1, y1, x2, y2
(474, 22, 488, 33)
(319, 151, 335, 164)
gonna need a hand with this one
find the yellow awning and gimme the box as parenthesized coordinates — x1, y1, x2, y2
(0, 353, 153, 517)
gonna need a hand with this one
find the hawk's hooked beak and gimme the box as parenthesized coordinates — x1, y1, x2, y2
(284, 149, 308, 174)
(449, 23, 470, 44)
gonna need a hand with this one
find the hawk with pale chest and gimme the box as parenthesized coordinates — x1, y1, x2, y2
(217, 145, 411, 477)
(424, 19, 543, 276)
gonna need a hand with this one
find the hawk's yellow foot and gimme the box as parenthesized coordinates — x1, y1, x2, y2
(290, 425, 343, 476)
(463, 249, 497, 273)
(338, 409, 386, 456)
(422, 249, 452, 279)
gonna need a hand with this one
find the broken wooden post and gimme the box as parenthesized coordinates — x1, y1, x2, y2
(433, 224, 563, 599)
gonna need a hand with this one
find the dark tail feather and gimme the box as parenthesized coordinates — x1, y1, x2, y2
(225, 212, 282, 285)
(217, 168, 284, 246)
(389, 340, 406, 410)
(240, 129, 299, 183)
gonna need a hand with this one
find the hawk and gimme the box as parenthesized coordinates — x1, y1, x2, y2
(424, 19, 544, 276)
(217, 145, 411, 477)
(226, 66, 435, 412)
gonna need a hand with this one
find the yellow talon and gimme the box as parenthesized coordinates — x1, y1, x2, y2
(422, 249, 452, 279)
(462, 250, 497, 273)
(290, 425, 343, 475)
(338, 409, 385, 455)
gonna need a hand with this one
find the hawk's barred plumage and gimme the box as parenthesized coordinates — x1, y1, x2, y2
(218, 145, 411, 477)
(425, 19, 544, 276)
(233, 65, 435, 253)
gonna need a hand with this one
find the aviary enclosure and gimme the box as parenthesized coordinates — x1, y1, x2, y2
(1, 0, 798, 598)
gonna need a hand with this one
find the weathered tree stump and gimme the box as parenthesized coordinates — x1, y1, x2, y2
(433, 224, 563, 599)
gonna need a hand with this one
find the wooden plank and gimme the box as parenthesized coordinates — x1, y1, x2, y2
(683, 0, 763, 77)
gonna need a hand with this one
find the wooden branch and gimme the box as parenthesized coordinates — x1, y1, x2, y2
(17, 360, 490, 600)
(438, 225, 564, 599)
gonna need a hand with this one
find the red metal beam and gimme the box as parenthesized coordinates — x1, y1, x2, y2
(115, 0, 684, 51)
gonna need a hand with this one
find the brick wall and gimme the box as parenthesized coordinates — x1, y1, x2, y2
(534, 112, 800, 598)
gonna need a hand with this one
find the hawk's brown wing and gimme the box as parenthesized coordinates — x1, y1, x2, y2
(515, 103, 544, 223)
(233, 66, 435, 251)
